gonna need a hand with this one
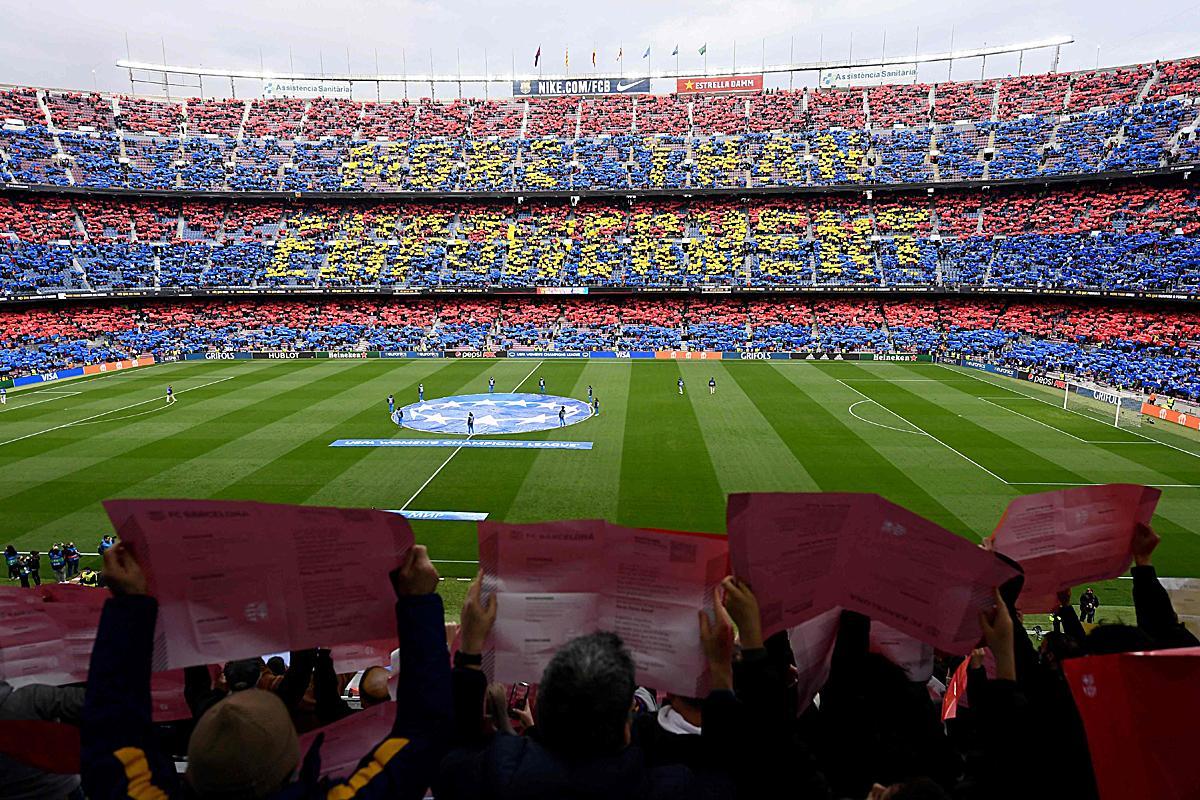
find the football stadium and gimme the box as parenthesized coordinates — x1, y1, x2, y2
(1, 4, 1199, 798)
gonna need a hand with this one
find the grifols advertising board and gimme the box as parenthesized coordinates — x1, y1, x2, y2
(676, 74, 764, 94)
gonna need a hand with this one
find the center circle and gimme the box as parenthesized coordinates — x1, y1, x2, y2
(395, 393, 594, 435)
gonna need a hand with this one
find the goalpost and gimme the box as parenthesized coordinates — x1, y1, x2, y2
(1060, 379, 1145, 428)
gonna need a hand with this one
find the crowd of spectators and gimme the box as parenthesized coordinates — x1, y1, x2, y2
(2, 181, 1197, 295)
(3, 503, 1191, 799)
(1, 296, 1197, 398)
(5, 56, 1200, 193)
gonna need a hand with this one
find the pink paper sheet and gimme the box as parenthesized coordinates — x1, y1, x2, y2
(729, 492, 1020, 654)
(788, 608, 842, 712)
(479, 520, 728, 696)
(298, 702, 393, 780)
(0, 584, 107, 686)
(987, 484, 1160, 611)
(103, 499, 414, 669)
(328, 639, 398, 673)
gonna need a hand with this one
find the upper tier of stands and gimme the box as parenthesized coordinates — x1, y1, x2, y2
(2, 55, 1199, 192)
(2, 181, 1197, 298)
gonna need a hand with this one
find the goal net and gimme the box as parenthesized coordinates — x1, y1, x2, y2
(1061, 380, 1144, 428)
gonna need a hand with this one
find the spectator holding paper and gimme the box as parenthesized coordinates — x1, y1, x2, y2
(1081, 523, 1198, 654)
(81, 542, 452, 800)
(436, 573, 738, 799)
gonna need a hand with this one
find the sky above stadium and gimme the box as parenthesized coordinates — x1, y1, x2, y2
(0, 0, 1197, 97)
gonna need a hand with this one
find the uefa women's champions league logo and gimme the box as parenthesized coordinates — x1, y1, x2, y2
(393, 393, 594, 435)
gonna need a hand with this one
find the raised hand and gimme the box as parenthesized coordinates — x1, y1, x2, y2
(978, 588, 1016, 681)
(1131, 523, 1160, 568)
(699, 586, 736, 690)
(720, 576, 764, 650)
(460, 570, 498, 657)
(390, 544, 440, 597)
(102, 543, 148, 597)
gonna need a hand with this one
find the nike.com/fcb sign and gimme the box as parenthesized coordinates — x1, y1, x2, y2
(512, 77, 651, 96)
(676, 74, 764, 94)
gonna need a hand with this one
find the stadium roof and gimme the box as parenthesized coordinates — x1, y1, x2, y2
(116, 35, 1073, 86)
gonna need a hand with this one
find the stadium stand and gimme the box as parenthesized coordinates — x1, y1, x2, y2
(5, 56, 1200, 193)
(3, 295, 1197, 398)
(2, 179, 1199, 296)
(1, 55, 1200, 408)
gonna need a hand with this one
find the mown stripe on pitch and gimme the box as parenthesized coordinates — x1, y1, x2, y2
(0, 363, 278, 493)
(617, 361, 724, 533)
(680, 361, 821, 495)
(3, 362, 339, 540)
(0, 363, 264, 466)
(220, 359, 488, 505)
(404, 360, 591, 523)
(835, 364, 1200, 552)
(856, 364, 1144, 486)
(505, 360, 630, 524)
(297, 358, 569, 511)
(911, 364, 1200, 557)
(729, 362, 974, 536)
(96, 360, 448, 510)
(348, 360, 592, 575)
(0, 363, 205, 427)
(213, 358, 502, 575)
(927, 364, 1200, 488)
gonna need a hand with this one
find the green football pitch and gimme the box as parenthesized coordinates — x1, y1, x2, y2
(2, 357, 1198, 619)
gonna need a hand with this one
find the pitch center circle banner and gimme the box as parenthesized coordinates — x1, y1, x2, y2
(395, 393, 594, 435)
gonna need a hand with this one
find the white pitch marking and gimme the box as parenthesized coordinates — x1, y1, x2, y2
(400, 361, 545, 511)
(939, 363, 1200, 461)
(847, 400, 927, 436)
(0, 376, 235, 448)
(978, 396, 1090, 443)
(1007, 482, 1200, 488)
(69, 404, 175, 426)
(837, 378, 1011, 485)
(0, 392, 81, 414)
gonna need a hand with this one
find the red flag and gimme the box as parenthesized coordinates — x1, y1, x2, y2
(941, 659, 969, 721)
(1064, 647, 1200, 799)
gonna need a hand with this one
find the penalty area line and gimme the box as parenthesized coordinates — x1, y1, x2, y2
(0, 376, 235, 448)
(0, 392, 81, 414)
(836, 378, 1011, 485)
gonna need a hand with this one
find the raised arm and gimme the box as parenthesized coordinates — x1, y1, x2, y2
(324, 544, 454, 800)
(81, 544, 180, 800)
(1130, 524, 1199, 648)
(449, 572, 497, 745)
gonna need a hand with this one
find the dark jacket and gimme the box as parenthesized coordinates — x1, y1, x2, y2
(436, 665, 734, 800)
(438, 727, 730, 800)
(1132, 565, 1200, 649)
(0, 680, 86, 800)
(81, 593, 452, 800)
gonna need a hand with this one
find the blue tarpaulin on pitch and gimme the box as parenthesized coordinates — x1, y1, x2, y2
(329, 439, 593, 450)
(385, 509, 489, 521)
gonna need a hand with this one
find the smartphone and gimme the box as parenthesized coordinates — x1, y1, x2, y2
(507, 681, 530, 716)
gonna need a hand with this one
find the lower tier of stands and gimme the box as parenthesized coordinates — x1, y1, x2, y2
(2, 297, 1197, 399)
